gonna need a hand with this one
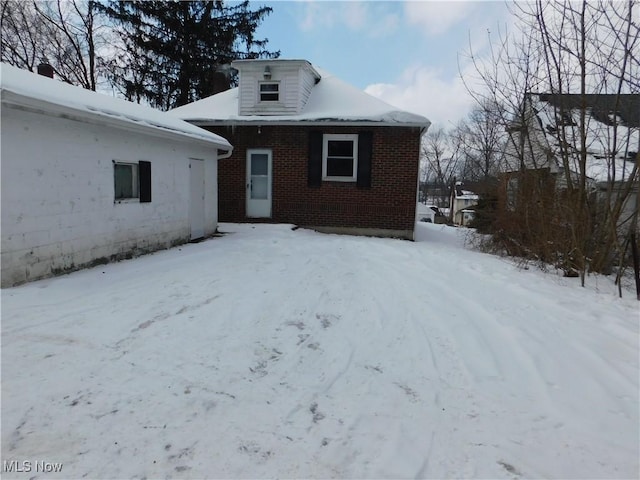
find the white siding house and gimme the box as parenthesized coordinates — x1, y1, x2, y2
(1, 64, 232, 287)
(503, 93, 638, 232)
(450, 183, 479, 226)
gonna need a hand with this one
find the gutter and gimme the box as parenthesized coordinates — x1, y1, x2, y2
(218, 146, 234, 159)
(186, 118, 431, 129)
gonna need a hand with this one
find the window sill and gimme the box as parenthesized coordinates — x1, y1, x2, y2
(114, 198, 140, 204)
(322, 177, 357, 183)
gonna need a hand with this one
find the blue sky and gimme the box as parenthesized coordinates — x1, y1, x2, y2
(254, 1, 515, 129)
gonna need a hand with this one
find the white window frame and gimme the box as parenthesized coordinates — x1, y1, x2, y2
(114, 161, 139, 203)
(259, 81, 280, 102)
(322, 134, 358, 182)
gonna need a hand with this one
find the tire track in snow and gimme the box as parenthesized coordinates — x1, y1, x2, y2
(2, 224, 636, 479)
(405, 242, 637, 477)
(341, 244, 480, 478)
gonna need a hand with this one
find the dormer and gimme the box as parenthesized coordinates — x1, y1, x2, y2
(232, 59, 321, 116)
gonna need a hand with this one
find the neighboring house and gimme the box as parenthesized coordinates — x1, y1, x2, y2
(416, 204, 447, 224)
(450, 182, 479, 226)
(171, 59, 431, 240)
(1, 63, 232, 287)
(502, 93, 639, 228)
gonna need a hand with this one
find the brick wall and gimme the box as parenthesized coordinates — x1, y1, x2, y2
(208, 124, 421, 234)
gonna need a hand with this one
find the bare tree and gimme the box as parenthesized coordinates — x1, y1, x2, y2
(421, 128, 459, 207)
(2, 0, 110, 90)
(463, 0, 639, 288)
(452, 100, 506, 183)
(33, 0, 104, 90)
(526, 0, 639, 281)
(1, 1, 48, 71)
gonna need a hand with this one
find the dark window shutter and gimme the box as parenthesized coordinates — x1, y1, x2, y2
(357, 131, 373, 189)
(308, 131, 323, 187)
(139, 161, 152, 203)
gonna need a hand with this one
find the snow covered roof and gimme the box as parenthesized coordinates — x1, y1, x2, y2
(232, 58, 321, 80)
(456, 194, 479, 202)
(530, 93, 639, 182)
(0, 63, 232, 152)
(454, 184, 479, 200)
(170, 66, 430, 128)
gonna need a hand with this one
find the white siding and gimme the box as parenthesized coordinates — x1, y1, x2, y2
(504, 128, 554, 172)
(236, 61, 320, 116)
(282, 72, 299, 110)
(504, 105, 558, 173)
(298, 63, 319, 112)
(1, 107, 219, 286)
(238, 73, 258, 115)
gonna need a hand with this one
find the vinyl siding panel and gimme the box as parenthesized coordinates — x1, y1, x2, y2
(236, 62, 320, 116)
(298, 66, 318, 112)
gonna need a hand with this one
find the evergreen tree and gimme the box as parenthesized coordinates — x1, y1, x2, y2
(100, 0, 278, 110)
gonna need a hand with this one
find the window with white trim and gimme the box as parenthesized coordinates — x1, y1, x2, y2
(259, 82, 279, 102)
(114, 162, 139, 200)
(322, 134, 358, 182)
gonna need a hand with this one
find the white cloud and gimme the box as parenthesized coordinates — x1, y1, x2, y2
(364, 2, 519, 129)
(369, 0, 639, 130)
(344, 2, 367, 30)
(299, 1, 334, 31)
(298, 1, 399, 37)
(365, 63, 478, 130)
(404, 1, 477, 36)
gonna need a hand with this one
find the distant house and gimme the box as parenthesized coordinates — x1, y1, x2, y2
(171, 59, 430, 240)
(450, 182, 479, 226)
(1, 64, 232, 287)
(501, 93, 639, 228)
(416, 204, 447, 224)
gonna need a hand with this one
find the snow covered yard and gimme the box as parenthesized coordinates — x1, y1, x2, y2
(1, 223, 638, 479)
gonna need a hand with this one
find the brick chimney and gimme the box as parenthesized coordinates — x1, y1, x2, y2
(37, 63, 54, 78)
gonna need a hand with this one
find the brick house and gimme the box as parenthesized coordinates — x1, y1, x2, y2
(171, 59, 431, 240)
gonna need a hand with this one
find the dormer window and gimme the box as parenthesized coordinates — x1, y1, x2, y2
(233, 59, 321, 115)
(259, 82, 279, 102)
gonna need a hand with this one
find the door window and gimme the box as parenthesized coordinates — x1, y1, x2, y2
(250, 153, 269, 199)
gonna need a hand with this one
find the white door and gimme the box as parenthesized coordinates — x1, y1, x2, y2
(190, 158, 205, 240)
(246, 149, 272, 218)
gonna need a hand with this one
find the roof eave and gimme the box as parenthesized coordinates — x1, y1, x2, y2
(185, 118, 430, 129)
(231, 59, 321, 80)
(2, 90, 232, 151)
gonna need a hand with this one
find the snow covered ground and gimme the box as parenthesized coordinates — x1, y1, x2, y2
(1, 223, 638, 479)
